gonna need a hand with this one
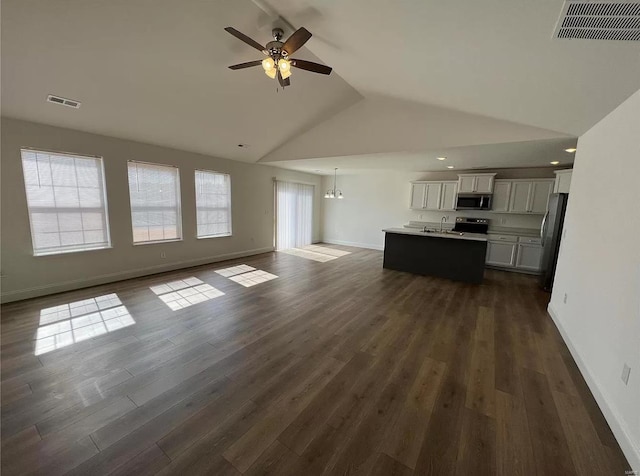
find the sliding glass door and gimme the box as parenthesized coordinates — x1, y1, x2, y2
(275, 181, 314, 250)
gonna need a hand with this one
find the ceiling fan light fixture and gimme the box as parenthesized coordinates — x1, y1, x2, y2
(281, 68, 292, 80)
(264, 68, 277, 79)
(262, 57, 275, 71)
(278, 59, 291, 72)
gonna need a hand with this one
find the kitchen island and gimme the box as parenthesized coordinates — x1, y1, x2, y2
(382, 228, 488, 284)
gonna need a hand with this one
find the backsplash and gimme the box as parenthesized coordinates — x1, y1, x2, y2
(411, 209, 543, 230)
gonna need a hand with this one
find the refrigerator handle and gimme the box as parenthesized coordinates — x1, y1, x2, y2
(540, 210, 549, 246)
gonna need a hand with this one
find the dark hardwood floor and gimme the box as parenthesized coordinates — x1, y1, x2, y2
(0, 245, 631, 475)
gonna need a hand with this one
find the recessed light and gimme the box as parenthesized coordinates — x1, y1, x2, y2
(437, 157, 447, 161)
(447, 165, 454, 169)
(550, 161, 560, 165)
(564, 148, 576, 153)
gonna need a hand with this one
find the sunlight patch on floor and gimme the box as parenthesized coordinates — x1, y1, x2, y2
(150, 277, 224, 311)
(214, 265, 256, 277)
(35, 294, 134, 355)
(228, 270, 279, 288)
(278, 245, 351, 262)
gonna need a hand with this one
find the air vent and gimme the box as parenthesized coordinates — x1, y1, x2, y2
(553, 0, 640, 40)
(47, 94, 81, 109)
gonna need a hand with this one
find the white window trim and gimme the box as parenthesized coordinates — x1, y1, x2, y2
(21, 148, 112, 257)
(127, 160, 183, 245)
(195, 169, 233, 240)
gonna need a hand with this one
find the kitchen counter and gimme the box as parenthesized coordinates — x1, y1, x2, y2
(383, 227, 487, 242)
(382, 228, 487, 284)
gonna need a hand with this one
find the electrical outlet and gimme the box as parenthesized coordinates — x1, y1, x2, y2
(501, 218, 507, 225)
(419, 213, 424, 220)
(563, 293, 568, 304)
(622, 363, 631, 385)
(160, 252, 166, 259)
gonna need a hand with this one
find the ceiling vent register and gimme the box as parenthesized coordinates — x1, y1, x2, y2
(47, 94, 81, 108)
(553, 0, 640, 40)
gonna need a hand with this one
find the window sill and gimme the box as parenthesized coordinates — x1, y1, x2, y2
(133, 238, 183, 246)
(34, 245, 113, 257)
(197, 233, 233, 240)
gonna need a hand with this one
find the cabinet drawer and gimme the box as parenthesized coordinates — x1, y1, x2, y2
(518, 236, 541, 245)
(487, 234, 518, 243)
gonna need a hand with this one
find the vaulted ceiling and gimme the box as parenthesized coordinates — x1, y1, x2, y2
(2, 0, 639, 173)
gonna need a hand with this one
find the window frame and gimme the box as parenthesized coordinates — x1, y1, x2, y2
(194, 169, 233, 240)
(127, 160, 183, 246)
(20, 148, 112, 257)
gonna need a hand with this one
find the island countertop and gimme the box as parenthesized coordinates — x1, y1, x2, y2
(382, 227, 488, 242)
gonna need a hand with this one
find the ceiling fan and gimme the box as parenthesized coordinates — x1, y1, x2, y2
(225, 26, 332, 88)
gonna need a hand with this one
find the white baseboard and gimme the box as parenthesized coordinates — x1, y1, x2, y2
(321, 238, 384, 251)
(548, 304, 640, 472)
(0, 246, 274, 303)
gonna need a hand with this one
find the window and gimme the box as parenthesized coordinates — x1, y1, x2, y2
(127, 161, 182, 244)
(21, 149, 111, 256)
(195, 170, 232, 238)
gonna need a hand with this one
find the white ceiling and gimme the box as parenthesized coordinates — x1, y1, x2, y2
(265, 0, 640, 136)
(267, 138, 578, 174)
(2, 0, 638, 174)
(0, 0, 361, 162)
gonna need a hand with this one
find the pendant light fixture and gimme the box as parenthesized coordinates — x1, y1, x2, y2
(324, 168, 343, 199)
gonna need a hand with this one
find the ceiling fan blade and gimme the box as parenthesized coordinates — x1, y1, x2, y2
(224, 27, 265, 53)
(291, 59, 332, 75)
(282, 27, 312, 55)
(228, 60, 263, 70)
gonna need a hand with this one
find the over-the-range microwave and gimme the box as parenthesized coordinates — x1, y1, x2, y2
(456, 193, 492, 210)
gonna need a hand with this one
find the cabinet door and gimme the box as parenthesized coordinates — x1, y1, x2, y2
(491, 181, 511, 212)
(515, 243, 543, 271)
(410, 183, 426, 209)
(439, 182, 457, 211)
(509, 182, 531, 213)
(554, 171, 572, 194)
(458, 176, 476, 193)
(424, 183, 442, 210)
(486, 242, 517, 267)
(529, 181, 553, 214)
(474, 175, 494, 193)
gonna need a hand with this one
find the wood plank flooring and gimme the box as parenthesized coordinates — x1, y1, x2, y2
(0, 245, 631, 475)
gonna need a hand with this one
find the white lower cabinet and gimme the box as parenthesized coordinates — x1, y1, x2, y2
(486, 235, 543, 273)
(515, 243, 543, 272)
(486, 241, 517, 267)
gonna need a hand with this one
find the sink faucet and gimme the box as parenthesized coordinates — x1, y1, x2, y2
(440, 216, 447, 233)
(422, 225, 428, 232)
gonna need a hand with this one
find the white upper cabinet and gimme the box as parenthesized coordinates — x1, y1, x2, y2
(474, 174, 494, 193)
(458, 175, 476, 193)
(509, 182, 531, 213)
(554, 169, 572, 193)
(439, 182, 458, 211)
(410, 181, 457, 211)
(495, 179, 554, 214)
(457, 174, 496, 193)
(425, 183, 442, 210)
(529, 181, 554, 214)
(410, 183, 426, 209)
(491, 181, 511, 212)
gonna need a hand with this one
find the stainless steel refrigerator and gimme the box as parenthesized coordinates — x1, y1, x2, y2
(539, 193, 568, 291)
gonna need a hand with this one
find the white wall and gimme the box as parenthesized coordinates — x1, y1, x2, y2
(548, 90, 640, 471)
(0, 118, 322, 302)
(321, 168, 555, 250)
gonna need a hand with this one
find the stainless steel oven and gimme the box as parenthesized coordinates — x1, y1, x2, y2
(455, 193, 492, 210)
